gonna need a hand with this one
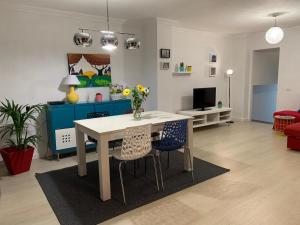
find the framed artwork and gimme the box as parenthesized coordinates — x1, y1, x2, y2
(160, 62, 170, 70)
(67, 53, 112, 88)
(160, 49, 171, 58)
(209, 66, 217, 77)
(209, 53, 217, 63)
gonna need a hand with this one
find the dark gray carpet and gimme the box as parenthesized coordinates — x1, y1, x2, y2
(36, 151, 229, 225)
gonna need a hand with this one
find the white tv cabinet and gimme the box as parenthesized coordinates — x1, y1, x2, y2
(177, 107, 232, 128)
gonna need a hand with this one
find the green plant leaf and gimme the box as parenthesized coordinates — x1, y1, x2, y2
(0, 100, 44, 150)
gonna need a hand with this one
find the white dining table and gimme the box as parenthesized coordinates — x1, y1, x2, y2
(74, 111, 194, 201)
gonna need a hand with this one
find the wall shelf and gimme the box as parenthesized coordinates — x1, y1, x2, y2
(173, 72, 192, 75)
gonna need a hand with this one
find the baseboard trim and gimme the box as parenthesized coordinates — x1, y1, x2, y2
(232, 117, 250, 122)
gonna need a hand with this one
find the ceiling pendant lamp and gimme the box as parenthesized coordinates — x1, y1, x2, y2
(101, 31, 118, 51)
(73, 30, 92, 47)
(73, 0, 141, 50)
(265, 13, 284, 45)
(125, 37, 141, 50)
(101, 0, 118, 51)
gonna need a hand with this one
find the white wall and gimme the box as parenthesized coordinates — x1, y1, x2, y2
(229, 34, 249, 120)
(231, 26, 300, 120)
(156, 19, 232, 113)
(156, 19, 173, 112)
(141, 18, 158, 110)
(0, 4, 131, 105)
(120, 18, 158, 111)
(0, 3, 144, 159)
(252, 49, 279, 85)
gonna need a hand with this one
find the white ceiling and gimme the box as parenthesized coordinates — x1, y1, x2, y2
(2, 0, 300, 33)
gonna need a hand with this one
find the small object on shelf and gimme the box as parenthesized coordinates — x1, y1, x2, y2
(66, 87, 79, 104)
(95, 93, 103, 102)
(64, 75, 81, 104)
(218, 101, 223, 108)
(122, 84, 150, 120)
(110, 83, 125, 101)
(110, 93, 124, 101)
(175, 64, 179, 72)
(173, 63, 192, 74)
(180, 62, 185, 72)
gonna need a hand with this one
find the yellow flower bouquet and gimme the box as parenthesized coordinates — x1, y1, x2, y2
(123, 84, 150, 119)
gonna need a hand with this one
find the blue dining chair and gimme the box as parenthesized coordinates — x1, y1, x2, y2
(152, 120, 194, 189)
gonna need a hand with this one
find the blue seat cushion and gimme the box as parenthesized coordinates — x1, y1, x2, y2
(152, 140, 185, 152)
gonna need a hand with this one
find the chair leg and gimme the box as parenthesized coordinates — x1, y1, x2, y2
(156, 152, 165, 190)
(119, 161, 127, 205)
(187, 148, 194, 182)
(45, 147, 52, 160)
(149, 154, 160, 191)
(137, 159, 140, 168)
(133, 160, 137, 177)
(144, 157, 147, 175)
(167, 151, 170, 168)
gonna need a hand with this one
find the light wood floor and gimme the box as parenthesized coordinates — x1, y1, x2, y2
(1, 122, 300, 225)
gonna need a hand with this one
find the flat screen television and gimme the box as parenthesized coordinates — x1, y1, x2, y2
(193, 87, 216, 111)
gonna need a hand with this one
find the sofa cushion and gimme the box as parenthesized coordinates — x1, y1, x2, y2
(284, 123, 300, 137)
(274, 111, 300, 123)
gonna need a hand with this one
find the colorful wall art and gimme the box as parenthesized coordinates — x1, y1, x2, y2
(67, 54, 112, 88)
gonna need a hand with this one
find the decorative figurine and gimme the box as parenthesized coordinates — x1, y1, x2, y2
(95, 93, 103, 102)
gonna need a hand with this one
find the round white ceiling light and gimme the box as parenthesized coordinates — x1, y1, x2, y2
(265, 12, 285, 45)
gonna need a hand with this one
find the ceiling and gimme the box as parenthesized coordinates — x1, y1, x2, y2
(2, 0, 300, 33)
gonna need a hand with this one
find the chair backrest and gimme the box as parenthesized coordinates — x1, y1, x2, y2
(158, 120, 188, 151)
(86, 111, 110, 142)
(87, 111, 109, 119)
(121, 124, 152, 160)
(125, 108, 144, 114)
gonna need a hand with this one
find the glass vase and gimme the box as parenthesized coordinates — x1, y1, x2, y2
(133, 108, 142, 120)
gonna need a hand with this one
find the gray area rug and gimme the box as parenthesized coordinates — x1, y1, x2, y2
(36, 151, 229, 225)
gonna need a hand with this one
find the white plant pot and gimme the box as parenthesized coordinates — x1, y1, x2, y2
(110, 93, 124, 101)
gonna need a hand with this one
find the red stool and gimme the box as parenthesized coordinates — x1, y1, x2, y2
(273, 115, 295, 134)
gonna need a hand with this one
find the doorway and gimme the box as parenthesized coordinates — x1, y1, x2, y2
(251, 48, 280, 123)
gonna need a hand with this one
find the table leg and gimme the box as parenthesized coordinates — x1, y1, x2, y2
(76, 125, 87, 176)
(97, 134, 111, 201)
(184, 118, 194, 171)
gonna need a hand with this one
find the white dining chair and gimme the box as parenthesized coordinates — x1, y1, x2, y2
(111, 124, 160, 204)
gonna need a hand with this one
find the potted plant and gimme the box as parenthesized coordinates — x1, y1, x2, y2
(122, 84, 149, 120)
(0, 99, 44, 175)
(110, 84, 125, 101)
